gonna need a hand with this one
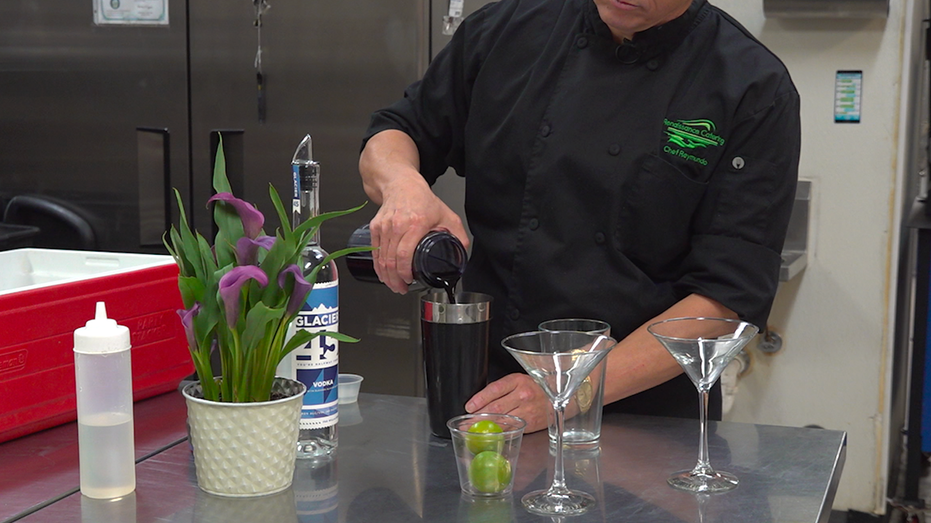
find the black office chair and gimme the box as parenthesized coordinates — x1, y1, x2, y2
(3, 194, 97, 250)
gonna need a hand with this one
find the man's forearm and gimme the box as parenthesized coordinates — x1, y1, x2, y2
(602, 293, 739, 405)
(359, 129, 425, 206)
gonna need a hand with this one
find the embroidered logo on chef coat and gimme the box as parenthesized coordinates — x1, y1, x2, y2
(662, 119, 725, 166)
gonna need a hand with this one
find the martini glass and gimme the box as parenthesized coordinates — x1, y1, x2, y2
(502, 330, 616, 515)
(647, 317, 759, 493)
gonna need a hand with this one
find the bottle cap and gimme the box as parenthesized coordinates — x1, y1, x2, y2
(292, 134, 320, 185)
(73, 302, 131, 354)
(292, 134, 314, 163)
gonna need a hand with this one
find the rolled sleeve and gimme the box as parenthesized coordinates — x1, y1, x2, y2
(674, 89, 801, 328)
(675, 235, 782, 328)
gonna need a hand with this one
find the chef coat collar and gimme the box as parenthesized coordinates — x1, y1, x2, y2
(584, 0, 709, 64)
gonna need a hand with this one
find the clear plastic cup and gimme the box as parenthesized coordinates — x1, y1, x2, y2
(337, 374, 363, 404)
(447, 413, 526, 497)
(538, 319, 611, 449)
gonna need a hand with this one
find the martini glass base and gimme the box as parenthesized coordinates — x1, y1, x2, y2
(521, 489, 596, 516)
(667, 469, 739, 493)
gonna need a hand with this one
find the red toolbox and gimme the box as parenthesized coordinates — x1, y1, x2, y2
(0, 248, 193, 443)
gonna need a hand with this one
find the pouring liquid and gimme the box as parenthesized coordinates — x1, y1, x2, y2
(440, 275, 459, 304)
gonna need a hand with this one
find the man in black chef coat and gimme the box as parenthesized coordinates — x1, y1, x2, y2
(358, 0, 800, 432)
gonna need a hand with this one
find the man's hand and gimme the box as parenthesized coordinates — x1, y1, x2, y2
(360, 129, 469, 293)
(465, 374, 552, 433)
(368, 182, 466, 293)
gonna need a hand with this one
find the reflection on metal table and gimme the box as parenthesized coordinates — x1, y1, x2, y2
(0, 391, 188, 522)
(6, 392, 845, 522)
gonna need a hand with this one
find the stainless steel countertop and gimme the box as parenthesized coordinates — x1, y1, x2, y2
(5, 392, 846, 522)
(0, 391, 189, 522)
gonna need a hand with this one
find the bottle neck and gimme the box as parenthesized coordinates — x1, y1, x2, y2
(293, 162, 321, 245)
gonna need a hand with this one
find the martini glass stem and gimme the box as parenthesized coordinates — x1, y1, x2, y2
(693, 389, 714, 476)
(550, 403, 570, 495)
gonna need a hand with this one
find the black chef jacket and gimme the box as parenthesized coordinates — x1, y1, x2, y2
(363, 0, 800, 419)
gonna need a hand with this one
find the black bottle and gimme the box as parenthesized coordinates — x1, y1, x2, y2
(345, 224, 467, 290)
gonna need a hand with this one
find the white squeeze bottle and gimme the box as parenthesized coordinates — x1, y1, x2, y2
(73, 301, 135, 499)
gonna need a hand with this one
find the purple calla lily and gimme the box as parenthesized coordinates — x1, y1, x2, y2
(278, 264, 312, 316)
(177, 302, 201, 350)
(219, 266, 269, 328)
(236, 235, 276, 266)
(208, 192, 265, 239)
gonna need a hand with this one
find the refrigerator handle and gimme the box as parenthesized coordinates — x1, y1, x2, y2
(257, 72, 266, 124)
(136, 127, 171, 248)
(254, 0, 270, 123)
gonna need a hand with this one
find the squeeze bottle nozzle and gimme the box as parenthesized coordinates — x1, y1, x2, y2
(73, 302, 131, 354)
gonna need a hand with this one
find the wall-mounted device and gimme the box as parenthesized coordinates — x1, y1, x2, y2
(780, 180, 811, 282)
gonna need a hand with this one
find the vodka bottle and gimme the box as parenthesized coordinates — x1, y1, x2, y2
(280, 134, 339, 459)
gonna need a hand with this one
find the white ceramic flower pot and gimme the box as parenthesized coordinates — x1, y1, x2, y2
(182, 377, 305, 497)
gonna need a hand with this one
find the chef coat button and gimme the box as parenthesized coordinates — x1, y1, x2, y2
(541, 123, 552, 137)
(646, 59, 660, 71)
(594, 232, 606, 244)
(732, 156, 745, 170)
(608, 143, 621, 156)
(508, 309, 520, 321)
(576, 36, 589, 49)
(528, 218, 539, 230)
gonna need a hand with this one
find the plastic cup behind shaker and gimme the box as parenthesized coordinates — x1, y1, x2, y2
(538, 318, 611, 449)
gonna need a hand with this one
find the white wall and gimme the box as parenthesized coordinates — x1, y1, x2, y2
(716, 0, 921, 513)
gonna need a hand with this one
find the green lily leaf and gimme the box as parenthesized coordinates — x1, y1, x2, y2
(269, 183, 294, 242)
(293, 203, 367, 239)
(242, 301, 285, 351)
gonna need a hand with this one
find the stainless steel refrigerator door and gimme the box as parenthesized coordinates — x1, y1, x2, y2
(0, 0, 190, 253)
(188, 0, 429, 396)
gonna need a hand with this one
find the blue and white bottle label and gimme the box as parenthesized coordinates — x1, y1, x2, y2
(292, 165, 302, 215)
(293, 280, 338, 430)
